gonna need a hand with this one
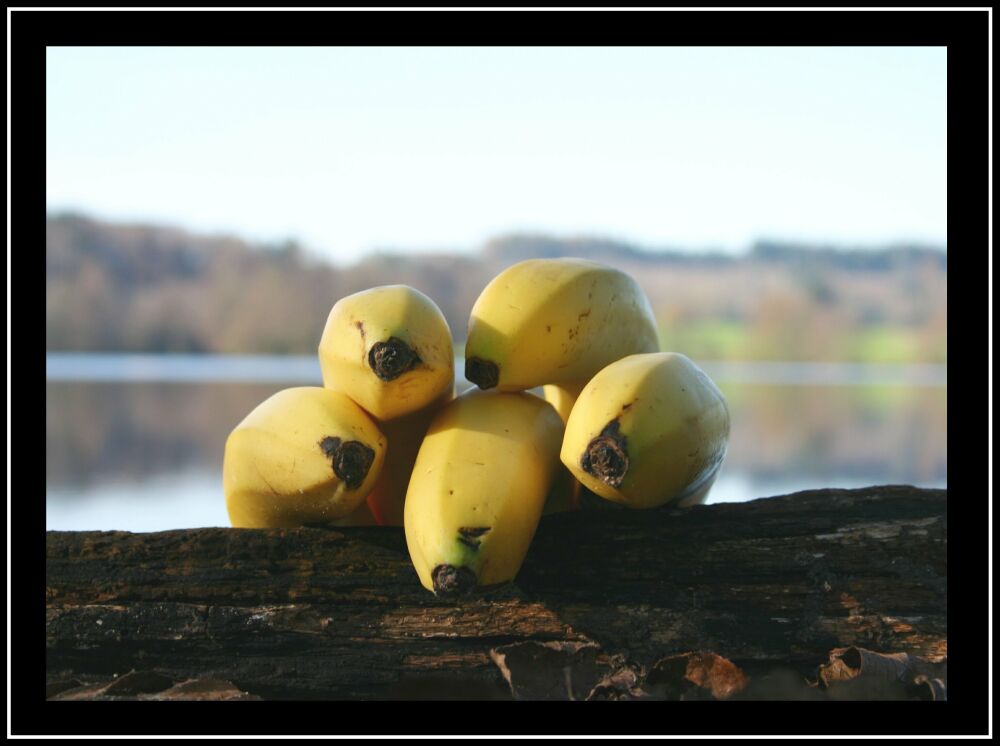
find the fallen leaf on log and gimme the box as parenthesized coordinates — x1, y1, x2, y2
(490, 645, 751, 701)
(817, 647, 947, 700)
(913, 675, 947, 701)
(644, 652, 749, 700)
(586, 665, 650, 701)
(490, 641, 609, 700)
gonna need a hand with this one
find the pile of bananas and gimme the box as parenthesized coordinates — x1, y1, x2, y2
(223, 258, 730, 596)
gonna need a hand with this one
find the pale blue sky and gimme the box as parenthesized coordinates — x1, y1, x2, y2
(46, 46, 946, 263)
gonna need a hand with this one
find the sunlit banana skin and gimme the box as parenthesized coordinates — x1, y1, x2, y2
(319, 285, 454, 420)
(404, 390, 564, 595)
(542, 381, 586, 425)
(224, 387, 387, 527)
(328, 499, 380, 526)
(561, 353, 729, 509)
(464, 258, 659, 391)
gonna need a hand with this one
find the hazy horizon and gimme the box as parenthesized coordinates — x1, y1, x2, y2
(46, 208, 948, 270)
(47, 46, 946, 263)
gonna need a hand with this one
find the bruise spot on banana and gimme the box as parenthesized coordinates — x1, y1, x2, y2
(320, 436, 342, 458)
(319, 436, 376, 489)
(355, 321, 368, 363)
(457, 526, 491, 551)
(368, 337, 420, 381)
(581, 420, 630, 488)
(432, 564, 477, 597)
(465, 357, 499, 390)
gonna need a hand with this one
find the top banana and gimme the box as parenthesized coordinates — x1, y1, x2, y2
(319, 285, 454, 421)
(464, 258, 660, 392)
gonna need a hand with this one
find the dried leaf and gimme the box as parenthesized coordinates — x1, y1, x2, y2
(490, 641, 606, 700)
(644, 652, 748, 700)
(912, 675, 947, 701)
(586, 665, 651, 700)
(818, 647, 947, 700)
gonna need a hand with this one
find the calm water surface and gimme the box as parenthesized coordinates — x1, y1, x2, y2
(45, 354, 947, 532)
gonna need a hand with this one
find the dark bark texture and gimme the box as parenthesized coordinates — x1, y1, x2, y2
(46, 486, 946, 700)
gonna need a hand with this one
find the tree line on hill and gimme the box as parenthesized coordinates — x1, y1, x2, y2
(45, 212, 947, 362)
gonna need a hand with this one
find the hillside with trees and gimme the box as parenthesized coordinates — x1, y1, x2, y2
(46, 213, 947, 363)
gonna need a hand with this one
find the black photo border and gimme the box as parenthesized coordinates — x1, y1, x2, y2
(13, 6, 989, 738)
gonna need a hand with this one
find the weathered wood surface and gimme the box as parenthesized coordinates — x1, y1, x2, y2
(46, 486, 946, 700)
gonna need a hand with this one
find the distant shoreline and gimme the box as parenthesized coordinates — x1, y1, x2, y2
(45, 352, 947, 388)
(47, 213, 947, 365)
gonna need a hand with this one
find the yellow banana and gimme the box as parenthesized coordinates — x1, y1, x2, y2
(403, 390, 564, 595)
(561, 353, 729, 509)
(224, 387, 387, 527)
(364, 386, 454, 527)
(530, 386, 582, 514)
(464, 258, 659, 391)
(328, 499, 379, 526)
(542, 381, 586, 425)
(319, 285, 454, 420)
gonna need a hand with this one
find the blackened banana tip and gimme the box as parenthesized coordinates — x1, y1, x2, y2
(432, 564, 477, 596)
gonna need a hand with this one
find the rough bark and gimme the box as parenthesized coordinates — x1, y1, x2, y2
(46, 486, 946, 700)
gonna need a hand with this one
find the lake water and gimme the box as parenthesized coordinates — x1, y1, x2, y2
(45, 354, 947, 532)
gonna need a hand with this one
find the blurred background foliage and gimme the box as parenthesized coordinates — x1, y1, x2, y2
(46, 212, 946, 363)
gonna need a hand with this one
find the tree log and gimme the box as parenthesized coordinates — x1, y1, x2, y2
(46, 486, 946, 700)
